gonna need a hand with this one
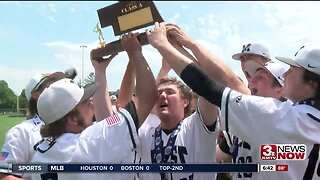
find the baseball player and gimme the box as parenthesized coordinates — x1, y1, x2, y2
(142, 58, 171, 129)
(156, 23, 290, 180)
(231, 43, 271, 82)
(138, 26, 224, 180)
(153, 23, 288, 180)
(138, 75, 218, 180)
(141, 23, 253, 180)
(116, 55, 170, 133)
(147, 24, 320, 180)
(30, 32, 157, 180)
(216, 43, 285, 179)
(0, 70, 73, 180)
(217, 61, 287, 179)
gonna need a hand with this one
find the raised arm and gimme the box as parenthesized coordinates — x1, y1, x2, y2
(147, 22, 194, 76)
(169, 34, 218, 127)
(117, 60, 136, 108)
(147, 58, 172, 115)
(121, 32, 157, 127)
(90, 51, 117, 121)
(148, 22, 226, 109)
(156, 58, 171, 84)
(166, 24, 250, 95)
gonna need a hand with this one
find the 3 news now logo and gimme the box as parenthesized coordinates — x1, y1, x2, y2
(260, 144, 306, 160)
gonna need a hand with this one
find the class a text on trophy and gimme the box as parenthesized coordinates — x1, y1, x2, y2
(91, 1, 164, 61)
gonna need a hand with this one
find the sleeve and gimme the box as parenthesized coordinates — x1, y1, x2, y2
(73, 108, 140, 163)
(196, 107, 217, 133)
(1, 127, 29, 163)
(181, 63, 226, 108)
(123, 100, 139, 130)
(117, 108, 139, 151)
(0, 127, 28, 177)
(220, 87, 320, 145)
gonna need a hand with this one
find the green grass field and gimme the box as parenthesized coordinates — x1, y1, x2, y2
(0, 115, 25, 149)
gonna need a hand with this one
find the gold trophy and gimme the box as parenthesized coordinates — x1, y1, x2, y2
(93, 22, 106, 48)
(91, 1, 164, 61)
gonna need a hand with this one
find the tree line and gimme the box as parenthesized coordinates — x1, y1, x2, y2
(0, 80, 26, 111)
(0, 80, 119, 112)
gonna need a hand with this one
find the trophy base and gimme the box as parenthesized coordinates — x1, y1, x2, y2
(91, 32, 149, 61)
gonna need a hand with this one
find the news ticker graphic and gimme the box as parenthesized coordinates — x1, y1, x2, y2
(260, 144, 306, 160)
(12, 164, 259, 173)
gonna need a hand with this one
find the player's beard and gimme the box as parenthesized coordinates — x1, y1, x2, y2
(77, 115, 88, 130)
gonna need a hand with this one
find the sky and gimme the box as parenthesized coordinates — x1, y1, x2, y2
(1, 1, 320, 95)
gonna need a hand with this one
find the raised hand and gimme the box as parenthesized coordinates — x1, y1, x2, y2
(166, 23, 194, 49)
(147, 22, 170, 49)
(121, 32, 142, 56)
(90, 49, 117, 72)
(90, 48, 117, 121)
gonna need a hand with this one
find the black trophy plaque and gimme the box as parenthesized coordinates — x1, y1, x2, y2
(91, 1, 164, 61)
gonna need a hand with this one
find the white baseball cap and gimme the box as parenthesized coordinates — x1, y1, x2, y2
(37, 78, 98, 125)
(245, 61, 287, 86)
(232, 43, 271, 60)
(25, 72, 65, 101)
(275, 46, 320, 75)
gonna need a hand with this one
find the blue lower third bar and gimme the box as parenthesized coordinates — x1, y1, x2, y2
(12, 163, 259, 173)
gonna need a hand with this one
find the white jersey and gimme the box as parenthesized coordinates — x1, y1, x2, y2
(220, 87, 320, 180)
(0, 115, 43, 177)
(31, 106, 139, 180)
(139, 109, 217, 180)
(138, 113, 160, 135)
(220, 131, 259, 179)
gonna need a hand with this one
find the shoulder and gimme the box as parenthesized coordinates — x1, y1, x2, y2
(81, 111, 136, 138)
(13, 116, 43, 129)
(139, 122, 158, 138)
(140, 114, 160, 130)
(293, 104, 320, 124)
(13, 118, 34, 127)
(5, 119, 37, 136)
(180, 110, 202, 126)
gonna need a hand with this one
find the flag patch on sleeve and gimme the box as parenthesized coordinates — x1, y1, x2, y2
(0, 152, 9, 162)
(105, 114, 121, 127)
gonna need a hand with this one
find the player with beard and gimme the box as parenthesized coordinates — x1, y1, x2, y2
(30, 32, 157, 180)
(0, 69, 76, 180)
